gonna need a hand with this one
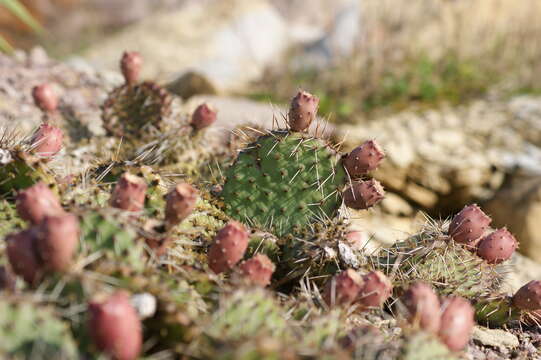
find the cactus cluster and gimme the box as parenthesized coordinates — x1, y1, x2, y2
(1, 50, 538, 359)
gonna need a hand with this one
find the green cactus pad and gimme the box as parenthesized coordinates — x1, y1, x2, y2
(401, 332, 457, 360)
(220, 131, 346, 236)
(474, 297, 520, 327)
(102, 81, 172, 142)
(0, 152, 56, 197)
(79, 211, 146, 271)
(372, 228, 503, 299)
(0, 299, 78, 359)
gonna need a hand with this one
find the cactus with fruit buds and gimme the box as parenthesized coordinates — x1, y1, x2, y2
(16, 181, 64, 224)
(219, 90, 385, 236)
(208, 221, 249, 274)
(88, 291, 142, 360)
(0, 298, 78, 358)
(102, 52, 172, 144)
(370, 213, 511, 300)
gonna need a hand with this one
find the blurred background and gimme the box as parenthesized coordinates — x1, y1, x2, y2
(2, 0, 541, 269)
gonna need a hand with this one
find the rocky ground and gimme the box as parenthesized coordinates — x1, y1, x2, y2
(2, 47, 541, 359)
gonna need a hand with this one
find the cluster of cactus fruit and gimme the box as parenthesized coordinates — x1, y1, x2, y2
(0, 49, 539, 359)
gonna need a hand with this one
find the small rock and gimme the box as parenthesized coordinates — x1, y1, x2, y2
(472, 327, 519, 351)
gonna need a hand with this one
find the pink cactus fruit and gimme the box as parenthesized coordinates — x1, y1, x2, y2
(239, 253, 276, 287)
(5, 229, 42, 284)
(357, 270, 393, 309)
(343, 140, 385, 178)
(448, 204, 491, 247)
(323, 269, 364, 307)
(16, 182, 65, 225)
(288, 90, 319, 132)
(30, 123, 63, 158)
(512, 280, 541, 311)
(89, 291, 142, 360)
(165, 183, 198, 227)
(207, 221, 249, 274)
(110, 173, 147, 212)
(438, 296, 474, 352)
(190, 103, 217, 130)
(36, 214, 80, 272)
(476, 228, 517, 264)
(343, 179, 385, 210)
(401, 282, 441, 333)
(32, 83, 58, 112)
(120, 51, 142, 85)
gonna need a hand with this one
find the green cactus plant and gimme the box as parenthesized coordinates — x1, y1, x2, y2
(220, 130, 346, 236)
(0, 298, 78, 359)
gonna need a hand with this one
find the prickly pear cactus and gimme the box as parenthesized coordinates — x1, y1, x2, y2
(400, 332, 457, 360)
(372, 223, 503, 299)
(102, 81, 172, 142)
(0, 298, 78, 359)
(0, 199, 25, 238)
(220, 130, 346, 236)
(79, 211, 146, 271)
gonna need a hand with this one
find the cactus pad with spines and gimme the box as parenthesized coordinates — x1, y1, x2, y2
(0, 298, 78, 359)
(79, 211, 146, 271)
(221, 131, 346, 236)
(102, 81, 172, 142)
(372, 226, 503, 299)
(0, 151, 56, 196)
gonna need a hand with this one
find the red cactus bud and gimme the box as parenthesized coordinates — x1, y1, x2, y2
(476, 228, 517, 264)
(190, 103, 217, 130)
(16, 182, 65, 225)
(5, 229, 42, 284)
(89, 291, 142, 360)
(401, 282, 441, 333)
(343, 140, 385, 177)
(512, 280, 541, 310)
(165, 183, 198, 227)
(357, 271, 393, 308)
(343, 179, 385, 210)
(208, 221, 249, 274)
(448, 204, 491, 247)
(288, 90, 319, 132)
(438, 296, 474, 352)
(30, 123, 63, 158)
(110, 173, 147, 212)
(32, 83, 58, 112)
(120, 51, 142, 85)
(239, 253, 275, 287)
(36, 214, 79, 272)
(323, 269, 364, 307)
